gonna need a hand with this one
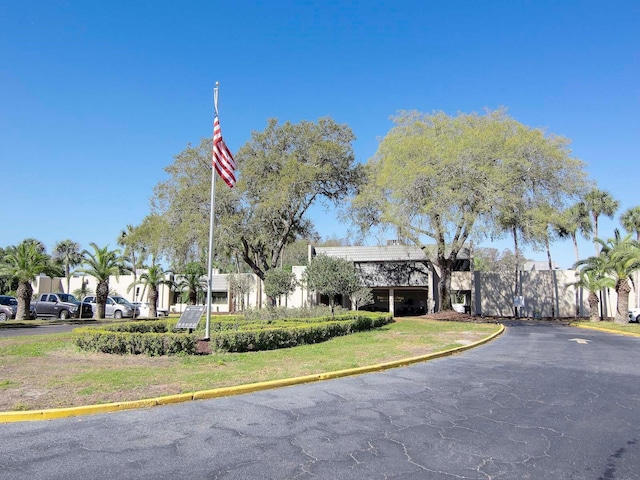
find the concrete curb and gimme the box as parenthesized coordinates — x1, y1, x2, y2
(573, 323, 640, 338)
(0, 324, 505, 424)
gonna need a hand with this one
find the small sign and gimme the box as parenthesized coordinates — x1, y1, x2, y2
(513, 296, 525, 308)
(175, 305, 206, 330)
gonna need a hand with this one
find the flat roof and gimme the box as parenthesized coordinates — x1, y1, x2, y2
(313, 244, 470, 263)
(315, 245, 424, 262)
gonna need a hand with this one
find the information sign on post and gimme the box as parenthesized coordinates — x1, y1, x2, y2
(175, 305, 206, 330)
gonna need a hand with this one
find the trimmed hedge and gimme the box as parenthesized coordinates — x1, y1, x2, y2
(93, 319, 179, 333)
(72, 313, 393, 356)
(73, 329, 196, 356)
(211, 314, 393, 352)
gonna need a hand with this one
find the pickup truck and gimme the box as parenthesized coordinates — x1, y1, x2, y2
(31, 293, 93, 319)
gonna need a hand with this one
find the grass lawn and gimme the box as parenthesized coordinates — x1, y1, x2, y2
(573, 320, 640, 335)
(0, 317, 501, 412)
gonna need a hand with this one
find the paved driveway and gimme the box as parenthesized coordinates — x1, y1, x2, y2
(1, 322, 639, 479)
(0, 323, 77, 337)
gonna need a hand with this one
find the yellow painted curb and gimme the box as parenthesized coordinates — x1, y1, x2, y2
(0, 324, 504, 424)
(573, 323, 640, 338)
(155, 392, 195, 405)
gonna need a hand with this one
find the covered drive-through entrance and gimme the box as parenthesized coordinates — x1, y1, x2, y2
(367, 288, 429, 316)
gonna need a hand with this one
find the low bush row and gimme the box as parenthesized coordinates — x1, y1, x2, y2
(240, 305, 350, 321)
(73, 328, 196, 356)
(212, 314, 393, 352)
(209, 312, 375, 332)
(72, 313, 393, 356)
(91, 319, 179, 333)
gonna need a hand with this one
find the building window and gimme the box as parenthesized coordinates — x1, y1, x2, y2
(212, 293, 228, 304)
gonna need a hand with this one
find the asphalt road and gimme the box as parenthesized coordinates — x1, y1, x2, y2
(0, 323, 77, 337)
(1, 322, 639, 480)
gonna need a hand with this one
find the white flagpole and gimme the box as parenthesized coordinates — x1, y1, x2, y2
(204, 82, 220, 340)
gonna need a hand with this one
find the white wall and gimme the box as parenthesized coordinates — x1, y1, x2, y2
(472, 270, 637, 319)
(33, 267, 640, 319)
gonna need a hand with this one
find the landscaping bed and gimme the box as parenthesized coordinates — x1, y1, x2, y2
(0, 317, 501, 411)
(72, 313, 394, 355)
(423, 311, 578, 324)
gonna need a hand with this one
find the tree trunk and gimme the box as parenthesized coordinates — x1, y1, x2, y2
(614, 279, 631, 324)
(572, 235, 580, 265)
(572, 235, 580, 317)
(149, 286, 158, 318)
(588, 291, 600, 322)
(545, 236, 556, 318)
(16, 281, 33, 320)
(512, 226, 520, 317)
(593, 214, 600, 255)
(65, 265, 71, 294)
(436, 256, 454, 311)
(131, 253, 138, 304)
(95, 280, 109, 319)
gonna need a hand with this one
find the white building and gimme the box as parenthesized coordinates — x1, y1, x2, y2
(31, 244, 639, 319)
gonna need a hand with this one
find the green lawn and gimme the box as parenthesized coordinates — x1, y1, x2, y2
(573, 320, 640, 335)
(0, 317, 501, 412)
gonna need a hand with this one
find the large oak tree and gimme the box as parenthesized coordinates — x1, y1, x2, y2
(351, 109, 588, 311)
(152, 117, 362, 287)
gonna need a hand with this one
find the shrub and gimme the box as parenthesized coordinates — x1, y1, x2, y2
(73, 319, 195, 356)
(72, 313, 392, 356)
(241, 305, 348, 321)
(210, 313, 393, 352)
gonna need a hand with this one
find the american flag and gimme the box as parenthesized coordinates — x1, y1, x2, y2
(212, 114, 236, 188)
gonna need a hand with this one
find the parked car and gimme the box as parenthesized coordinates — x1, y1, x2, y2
(132, 302, 169, 318)
(0, 295, 19, 321)
(629, 308, 640, 323)
(82, 296, 139, 319)
(31, 293, 93, 319)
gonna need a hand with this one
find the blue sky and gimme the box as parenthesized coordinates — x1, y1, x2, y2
(1, 0, 638, 268)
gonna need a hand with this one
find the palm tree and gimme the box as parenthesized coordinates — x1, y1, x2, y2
(78, 243, 125, 319)
(583, 189, 619, 318)
(117, 224, 148, 304)
(584, 189, 619, 255)
(130, 264, 173, 318)
(0, 240, 55, 319)
(72, 277, 94, 302)
(52, 239, 83, 294)
(22, 238, 47, 254)
(495, 208, 534, 317)
(620, 206, 640, 312)
(595, 230, 640, 324)
(553, 202, 593, 317)
(0, 246, 16, 294)
(571, 258, 616, 322)
(175, 261, 206, 305)
(620, 206, 640, 241)
(553, 202, 592, 263)
(529, 204, 565, 318)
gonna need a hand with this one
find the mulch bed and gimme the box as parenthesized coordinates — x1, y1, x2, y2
(196, 339, 212, 355)
(421, 311, 578, 324)
(422, 311, 498, 323)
